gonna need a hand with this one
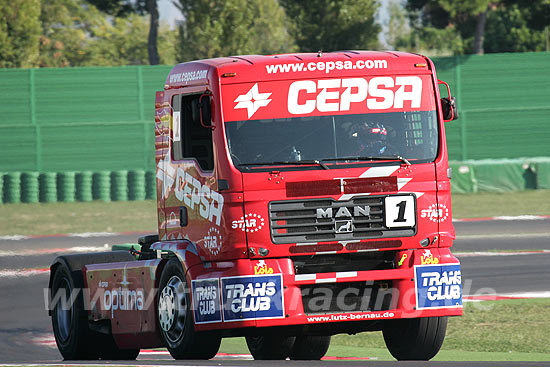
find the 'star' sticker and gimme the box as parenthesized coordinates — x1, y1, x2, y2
(415, 263, 462, 310)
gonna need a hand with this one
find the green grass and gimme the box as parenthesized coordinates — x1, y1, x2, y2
(452, 189, 550, 218)
(0, 200, 158, 236)
(0, 190, 549, 236)
(218, 299, 550, 361)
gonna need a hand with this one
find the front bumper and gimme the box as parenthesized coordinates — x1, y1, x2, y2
(189, 247, 462, 331)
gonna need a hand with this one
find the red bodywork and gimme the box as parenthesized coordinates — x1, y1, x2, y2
(83, 51, 461, 344)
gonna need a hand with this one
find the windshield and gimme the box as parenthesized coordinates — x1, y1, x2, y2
(225, 111, 438, 170)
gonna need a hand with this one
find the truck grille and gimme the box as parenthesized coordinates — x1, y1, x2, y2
(269, 196, 415, 244)
(301, 281, 393, 315)
(293, 252, 395, 274)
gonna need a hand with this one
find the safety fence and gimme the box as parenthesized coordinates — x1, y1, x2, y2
(0, 170, 156, 204)
(0, 52, 549, 202)
(450, 158, 550, 194)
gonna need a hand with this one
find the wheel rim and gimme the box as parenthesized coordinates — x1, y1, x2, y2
(158, 275, 187, 343)
(55, 277, 73, 343)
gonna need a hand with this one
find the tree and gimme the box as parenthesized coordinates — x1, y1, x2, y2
(404, 0, 493, 54)
(38, 0, 104, 67)
(145, 0, 159, 65)
(86, 13, 175, 66)
(280, 0, 380, 52)
(403, 0, 549, 54)
(0, 0, 41, 68)
(175, 0, 296, 61)
(484, 3, 548, 53)
(85, 0, 160, 65)
(385, 0, 410, 50)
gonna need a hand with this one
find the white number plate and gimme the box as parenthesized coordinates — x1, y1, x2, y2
(385, 195, 416, 228)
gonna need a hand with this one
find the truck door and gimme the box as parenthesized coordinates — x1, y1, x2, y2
(166, 91, 246, 261)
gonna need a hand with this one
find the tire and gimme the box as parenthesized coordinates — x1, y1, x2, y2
(383, 316, 448, 361)
(289, 335, 331, 360)
(97, 335, 141, 360)
(50, 263, 140, 360)
(157, 258, 221, 360)
(51, 262, 96, 359)
(245, 335, 296, 360)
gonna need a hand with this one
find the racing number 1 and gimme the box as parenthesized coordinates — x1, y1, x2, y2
(385, 195, 415, 228)
(395, 200, 407, 222)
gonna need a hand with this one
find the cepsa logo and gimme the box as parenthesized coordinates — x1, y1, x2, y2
(288, 76, 422, 115)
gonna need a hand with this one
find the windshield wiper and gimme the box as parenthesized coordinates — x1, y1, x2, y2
(237, 160, 329, 170)
(322, 155, 411, 165)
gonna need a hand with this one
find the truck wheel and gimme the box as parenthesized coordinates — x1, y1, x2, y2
(97, 335, 140, 360)
(157, 258, 221, 359)
(383, 316, 448, 361)
(289, 335, 331, 360)
(51, 262, 140, 360)
(51, 262, 97, 359)
(245, 335, 295, 360)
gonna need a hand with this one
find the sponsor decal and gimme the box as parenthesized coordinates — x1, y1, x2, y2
(254, 260, 274, 275)
(420, 249, 440, 265)
(101, 269, 144, 318)
(192, 278, 222, 324)
(204, 227, 222, 256)
(156, 150, 224, 224)
(265, 59, 388, 74)
(306, 311, 395, 323)
(234, 83, 272, 118)
(174, 167, 224, 225)
(169, 69, 208, 84)
(98, 281, 108, 288)
(221, 274, 284, 321)
(415, 263, 462, 310)
(288, 76, 422, 115)
(232, 213, 265, 232)
(421, 203, 449, 223)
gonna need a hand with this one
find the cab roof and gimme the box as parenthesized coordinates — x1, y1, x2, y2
(165, 51, 433, 89)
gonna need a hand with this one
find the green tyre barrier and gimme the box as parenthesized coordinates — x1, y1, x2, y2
(76, 171, 93, 202)
(93, 171, 111, 202)
(145, 171, 156, 200)
(4, 172, 21, 203)
(128, 170, 146, 201)
(21, 172, 40, 203)
(111, 170, 128, 201)
(57, 172, 76, 203)
(40, 172, 57, 203)
(0, 174, 3, 204)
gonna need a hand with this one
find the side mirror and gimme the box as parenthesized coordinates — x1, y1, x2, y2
(191, 93, 214, 129)
(437, 79, 459, 122)
(441, 96, 458, 121)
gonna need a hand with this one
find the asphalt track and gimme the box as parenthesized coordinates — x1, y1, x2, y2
(0, 218, 549, 365)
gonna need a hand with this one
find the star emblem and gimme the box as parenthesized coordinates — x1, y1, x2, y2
(234, 83, 272, 118)
(156, 148, 175, 199)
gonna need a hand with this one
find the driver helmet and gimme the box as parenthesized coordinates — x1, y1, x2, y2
(355, 122, 387, 142)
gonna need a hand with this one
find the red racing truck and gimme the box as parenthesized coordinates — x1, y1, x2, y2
(48, 51, 461, 361)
